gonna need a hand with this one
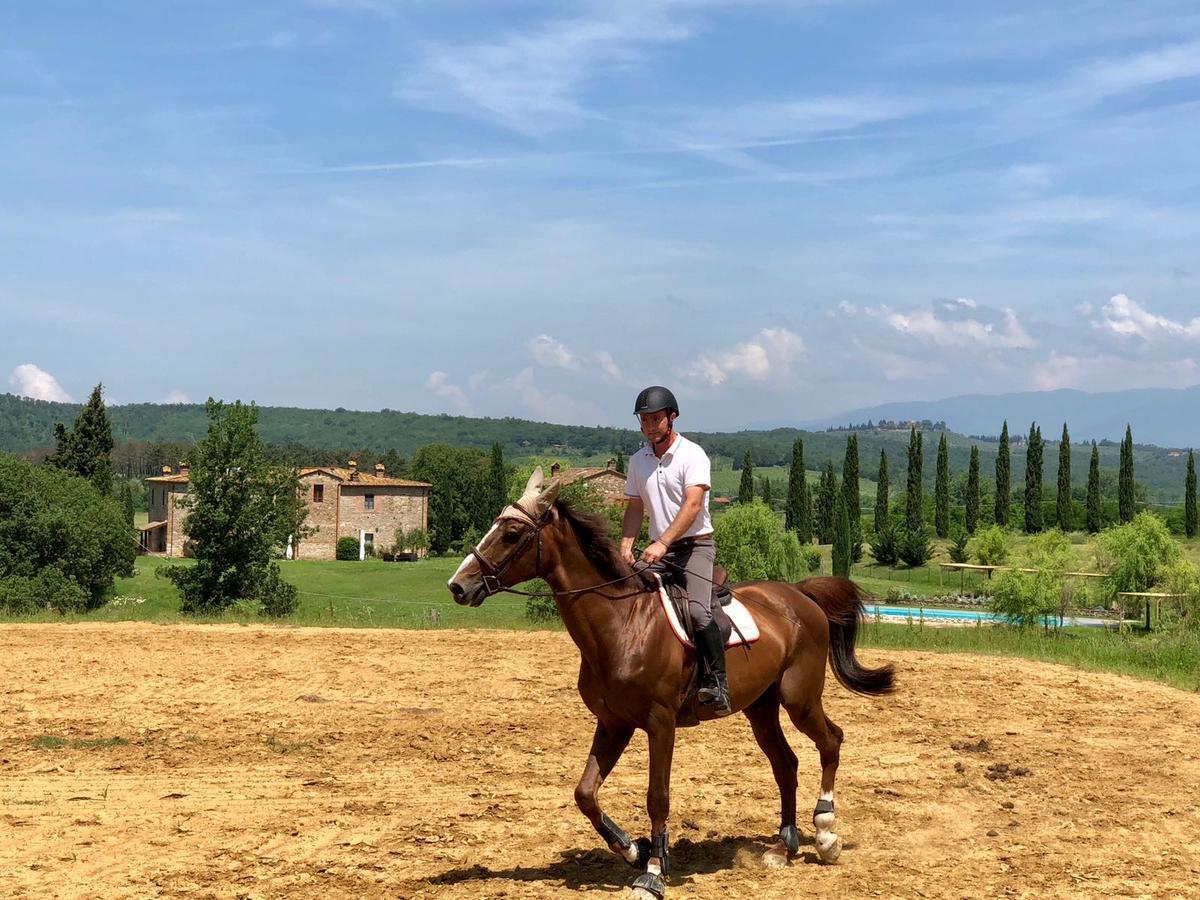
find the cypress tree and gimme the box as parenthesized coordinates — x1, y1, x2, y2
(832, 491, 851, 577)
(874, 449, 889, 534)
(905, 426, 923, 533)
(1056, 423, 1072, 531)
(817, 459, 838, 543)
(965, 445, 981, 534)
(1119, 425, 1135, 523)
(995, 420, 1011, 527)
(1186, 450, 1197, 538)
(738, 450, 754, 504)
(786, 439, 805, 534)
(615, 450, 626, 475)
(122, 480, 135, 528)
(1086, 442, 1101, 534)
(760, 476, 773, 508)
(934, 433, 950, 538)
(47, 383, 114, 497)
(489, 442, 507, 513)
(842, 434, 861, 558)
(1024, 422, 1043, 533)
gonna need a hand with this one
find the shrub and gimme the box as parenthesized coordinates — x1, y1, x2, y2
(256, 564, 299, 617)
(524, 580, 557, 621)
(714, 500, 807, 582)
(336, 536, 360, 560)
(1095, 512, 1192, 618)
(948, 528, 970, 564)
(799, 544, 821, 574)
(989, 530, 1072, 628)
(869, 523, 899, 566)
(897, 528, 935, 568)
(968, 525, 1011, 567)
(0, 455, 134, 612)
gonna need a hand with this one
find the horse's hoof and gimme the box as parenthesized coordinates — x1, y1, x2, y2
(631, 871, 666, 899)
(762, 841, 790, 868)
(815, 831, 842, 863)
(630, 889, 660, 900)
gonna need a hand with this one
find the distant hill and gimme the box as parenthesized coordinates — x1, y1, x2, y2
(1, 392, 1190, 501)
(797, 386, 1200, 448)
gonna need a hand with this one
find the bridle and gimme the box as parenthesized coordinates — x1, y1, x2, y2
(467, 500, 647, 600)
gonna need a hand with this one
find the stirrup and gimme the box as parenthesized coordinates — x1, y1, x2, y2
(698, 676, 732, 716)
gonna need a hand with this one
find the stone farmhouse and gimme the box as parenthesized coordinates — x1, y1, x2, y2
(142, 460, 431, 560)
(550, 459, 628, 504)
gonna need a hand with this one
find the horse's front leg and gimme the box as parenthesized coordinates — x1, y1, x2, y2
(631, 707, 676, 900)
(575, 721, 641, 863)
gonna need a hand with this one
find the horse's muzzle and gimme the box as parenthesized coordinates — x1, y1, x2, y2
(448, 579, 486, 607)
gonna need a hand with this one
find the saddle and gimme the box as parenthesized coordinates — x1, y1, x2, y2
(646, 562, 737, 645)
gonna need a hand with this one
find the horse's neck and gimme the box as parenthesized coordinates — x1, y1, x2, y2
(545, 539, 651, 668)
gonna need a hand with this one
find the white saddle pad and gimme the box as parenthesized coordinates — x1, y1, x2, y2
(655, 574, 760, 648)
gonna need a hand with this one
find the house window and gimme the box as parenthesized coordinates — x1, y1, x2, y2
(364, 494, 375, 511)
(312, 484, 324, 503)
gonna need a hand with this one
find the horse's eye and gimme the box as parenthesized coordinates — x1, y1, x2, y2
(500, 528, 520, 544)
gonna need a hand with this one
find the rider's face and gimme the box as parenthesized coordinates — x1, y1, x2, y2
(639, 410, 674, 443)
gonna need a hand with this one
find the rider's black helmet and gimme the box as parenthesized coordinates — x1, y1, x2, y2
(633, 386, 679, 417)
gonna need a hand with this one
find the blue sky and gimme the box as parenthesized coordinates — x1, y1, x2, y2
(3, 0, 1199, 430)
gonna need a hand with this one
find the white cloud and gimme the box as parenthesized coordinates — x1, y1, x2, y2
(528, 333, 580, 370)
(425, 370, 472, 414)
(9, 363, 71, 402)
(596, 350, 623, 383)
(676, 327, 804, 386)
(1032, 350, 1200, 392)
(884, 303, 1036, 350)
(1092, 293, 1200, 341)
(163, 390, 189, 404)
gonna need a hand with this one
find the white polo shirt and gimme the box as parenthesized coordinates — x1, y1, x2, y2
(624, 433, 713, 542)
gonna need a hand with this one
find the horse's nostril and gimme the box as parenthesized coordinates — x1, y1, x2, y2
(448, 581, 464, 598)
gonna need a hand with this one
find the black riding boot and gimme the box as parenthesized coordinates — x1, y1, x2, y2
(695, 619, 732, 717)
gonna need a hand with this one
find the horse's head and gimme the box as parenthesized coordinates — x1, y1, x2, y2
(447, 466, 561, 607)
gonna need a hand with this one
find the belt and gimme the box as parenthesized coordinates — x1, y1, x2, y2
(668, 534, 714, 550)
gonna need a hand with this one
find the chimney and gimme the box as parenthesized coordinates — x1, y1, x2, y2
(162, 465, 173, 476)
(550, 462, 561, 477)
(606, 457, 616, 470)
(348, 459, 359, 481)
(179, 462, 189, 477)
(375, 463, 385, 478)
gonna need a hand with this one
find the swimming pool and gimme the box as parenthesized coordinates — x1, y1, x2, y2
(865, 605, 1111, 627)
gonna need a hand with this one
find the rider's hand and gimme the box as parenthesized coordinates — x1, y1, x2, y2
(640, 540, 667, 565)
(621, 546, 636, 565)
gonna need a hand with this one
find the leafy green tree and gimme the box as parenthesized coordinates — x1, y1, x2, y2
(948, 528, 969, 563)
(1186, 450, 1197, 538)
(995, 421, 1011, 527)
(934, 433, 950, 538)
(816, 459, 838, 543)
(1086, 442, 1102, 534)
(411, 443, 491, 553)
(842, 434, 861, 559)
(46, 383, 114, 497)
(905, 427, 923, 533)
(714, 500, 807, 581)
(874, 449, 889, 535)
(897, 528, 934, 568)
(162, 400, 307, 617)
(0, 455, 134, 612)
(1095, 512, 1195, 618)
(990, 530, 1072, 629)
(1119, 425, 1135, 523)
(1056, 423, 1072, 531)
(488, 442, 508, 516)
(1024, 422, 1043, 534)
(615, 450, 626, 474)
(832, 492, 851, 577)
(869, 522, 898, 565)
(785, 439, 811, 542)
(738, 450, 755, 504)
(967, 524, 1011, 567)
(965, 445, 981, 534)
(760, 476, 773, 508)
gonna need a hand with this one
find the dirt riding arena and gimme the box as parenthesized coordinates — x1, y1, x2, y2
(2, 624, 1198, 899)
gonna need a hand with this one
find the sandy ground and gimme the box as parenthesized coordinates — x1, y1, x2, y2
(1, 623, 1198, 899)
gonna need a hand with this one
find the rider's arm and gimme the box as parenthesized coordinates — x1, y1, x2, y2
(620, 497, 645, 563)
(655, 485, 706, 547)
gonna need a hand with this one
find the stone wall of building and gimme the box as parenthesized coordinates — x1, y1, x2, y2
(296, 472, 341, 560)
(337, 485, 428, 556)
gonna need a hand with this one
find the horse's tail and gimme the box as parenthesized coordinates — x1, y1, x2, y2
(797, 576, 896, 696)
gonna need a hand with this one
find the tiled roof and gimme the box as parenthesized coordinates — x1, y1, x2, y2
(556, 467, 626, 486)
(299, 467, 431, 488)
(145, 474, 190, 484)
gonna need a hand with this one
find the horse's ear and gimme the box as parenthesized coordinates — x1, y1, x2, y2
(522, 467, 544, 498)
(534, 477, 561, 515)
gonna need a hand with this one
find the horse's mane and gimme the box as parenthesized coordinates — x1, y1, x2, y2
(555, 500, 656, 590)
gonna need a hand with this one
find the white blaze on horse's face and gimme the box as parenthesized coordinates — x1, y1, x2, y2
(449, 522, 499, 585)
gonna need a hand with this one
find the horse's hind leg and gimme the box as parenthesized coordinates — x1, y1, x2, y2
(786, 703, 844, 863)
(575, 721, 640, 864)
(743, 692, 802, 868)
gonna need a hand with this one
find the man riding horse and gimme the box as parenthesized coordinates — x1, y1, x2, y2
(621, 385, 731, 717)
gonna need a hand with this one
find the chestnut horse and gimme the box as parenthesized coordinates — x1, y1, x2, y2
(448, 469, 895, 899)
